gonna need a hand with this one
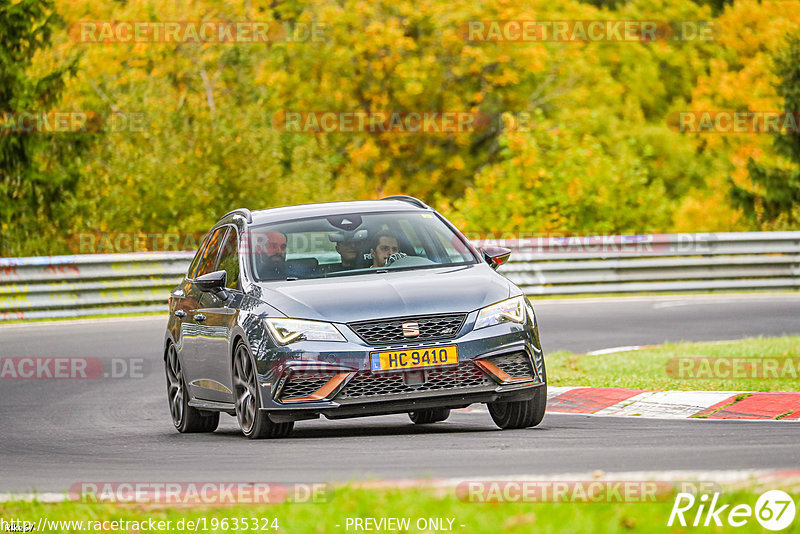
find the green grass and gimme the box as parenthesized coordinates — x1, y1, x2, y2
(547, 336, 800, 392)
(2, 486, 798, 533)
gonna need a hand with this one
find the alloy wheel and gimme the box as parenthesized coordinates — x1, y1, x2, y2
(166, 344, 184, 427)
(233, 344, 258, 434)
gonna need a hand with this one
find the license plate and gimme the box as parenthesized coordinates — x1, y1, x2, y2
(370, 346, 458, 372)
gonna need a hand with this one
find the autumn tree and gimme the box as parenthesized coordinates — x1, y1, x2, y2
(730, 33, 800, 227)
(0, 0, 86, 256)
(2, 0, 798, 256)
(674, 0, 800, 231)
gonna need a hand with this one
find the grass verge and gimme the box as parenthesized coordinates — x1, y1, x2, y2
(546, 336, 800, 392)
(2, 486, 798, 533)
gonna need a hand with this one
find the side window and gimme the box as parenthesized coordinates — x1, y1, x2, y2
(196, 227, 226, 277)
(187, 234, 211, 279)
(217, 227, 240, 289)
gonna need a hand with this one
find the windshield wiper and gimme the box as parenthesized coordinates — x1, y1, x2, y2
(324, 263, 459, 278)
(324, 268, 373, 278)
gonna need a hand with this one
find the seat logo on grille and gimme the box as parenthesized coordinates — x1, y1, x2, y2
(402, 322, 420, 337)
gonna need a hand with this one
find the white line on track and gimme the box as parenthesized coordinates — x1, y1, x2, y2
(532, 292, 800, 306)
(585, 345, 652, 355)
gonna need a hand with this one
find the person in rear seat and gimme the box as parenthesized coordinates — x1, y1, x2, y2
(335, 236, 363, 270)
(325, 229, 369, 272)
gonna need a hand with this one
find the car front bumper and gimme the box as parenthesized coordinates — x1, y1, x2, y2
(253, 320, 545, 422)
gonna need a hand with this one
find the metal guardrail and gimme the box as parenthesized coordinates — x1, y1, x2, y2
(0, 253, 193, 321)
(478, 232, 800, 295)
(0, 232, 798, 321)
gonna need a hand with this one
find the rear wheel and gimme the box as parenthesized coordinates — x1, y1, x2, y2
(409, 408, 451, 424)
(165, 343, 219, 433)
(232, 342, 294, 439)
(488, 361, 547, 430)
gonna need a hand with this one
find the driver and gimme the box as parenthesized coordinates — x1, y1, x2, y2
(369, 232, 400, 268)
(258, 231, 287, 279)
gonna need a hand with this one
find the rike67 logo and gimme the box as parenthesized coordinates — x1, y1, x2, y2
(668, 490, 796, 530)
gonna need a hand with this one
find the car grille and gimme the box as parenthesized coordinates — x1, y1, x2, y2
(335, 362, 492, 400)
(348, 314, 467, 345)
(277, 372, 334, 401)
(486, 351, 535, 380)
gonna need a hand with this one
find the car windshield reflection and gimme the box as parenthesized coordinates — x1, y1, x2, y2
(247, 211, 477, 281)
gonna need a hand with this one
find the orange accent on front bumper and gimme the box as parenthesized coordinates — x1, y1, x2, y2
(281, 372, 351, 403)
(474, 359, 533, 384)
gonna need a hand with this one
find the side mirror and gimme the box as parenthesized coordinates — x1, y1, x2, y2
(481, 246, 511, 270)
(195, 270, 227, 293)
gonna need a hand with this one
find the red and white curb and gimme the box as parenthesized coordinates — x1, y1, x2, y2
(521, 341, 799, 420)
(459, 387, 800, 420)
(546, 387, 800, 420)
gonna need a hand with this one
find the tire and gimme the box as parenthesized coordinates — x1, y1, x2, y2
(409, 408, 451, 424)
(165, 343, 220, 433)
(488, 360, 547, 430)
(232, 342, 294, 439)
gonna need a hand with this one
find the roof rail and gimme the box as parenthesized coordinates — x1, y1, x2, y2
(219, 208, 252, 223)
(380, 195, 429, 209)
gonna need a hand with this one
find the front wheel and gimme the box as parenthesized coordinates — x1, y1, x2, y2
(409, 408, 450, 424)
(165, 343, 220, 433)
(488, 360, 547, 430)
(232, 342, 294, 439)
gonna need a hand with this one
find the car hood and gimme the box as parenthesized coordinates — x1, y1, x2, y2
(254, 264, 513, 323)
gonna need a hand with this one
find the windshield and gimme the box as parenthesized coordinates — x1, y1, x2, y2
(247, 211, 477, 281)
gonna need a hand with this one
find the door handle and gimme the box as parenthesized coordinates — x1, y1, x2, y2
(194, 313, 207, 323)
(174, 310, 187, 318)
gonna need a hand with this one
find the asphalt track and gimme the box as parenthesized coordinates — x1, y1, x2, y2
(1, 294, 799, 493)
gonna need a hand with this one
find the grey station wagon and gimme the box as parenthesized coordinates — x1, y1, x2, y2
(164, 196, 547, 438)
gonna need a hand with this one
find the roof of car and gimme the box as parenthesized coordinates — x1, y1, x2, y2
(222, 199, 432, 226)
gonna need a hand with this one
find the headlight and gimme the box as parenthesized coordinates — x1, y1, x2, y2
(265, 318, 346, 345)
(524, 298, 536, 328)
(474, 296, 527, 330)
